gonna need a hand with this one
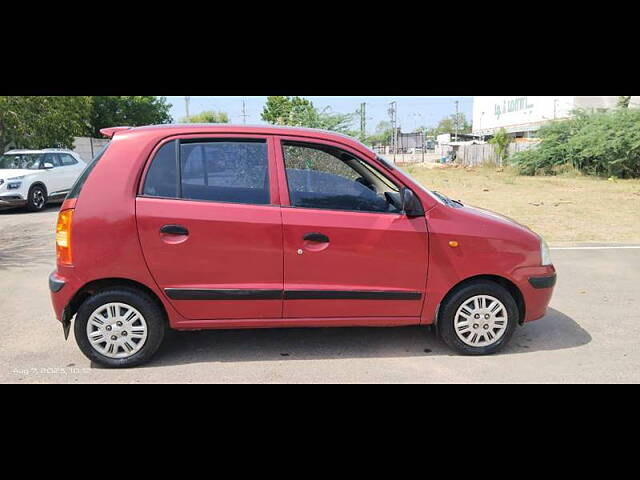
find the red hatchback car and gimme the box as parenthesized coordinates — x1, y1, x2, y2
(49, 124, 556, 367)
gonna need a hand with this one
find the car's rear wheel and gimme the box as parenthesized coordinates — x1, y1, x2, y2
(438, 280, 519, 355)
(26, 185, 47, 212)
(74, 287, 166, 368)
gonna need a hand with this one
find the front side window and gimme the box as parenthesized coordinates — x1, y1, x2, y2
(282, 142, 402, 213)
(0, 153, 44, 170)
(43, 153, 62, 167)
(142, 139, 270, 205)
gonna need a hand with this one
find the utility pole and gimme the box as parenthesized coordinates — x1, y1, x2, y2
(388, 101, 397, 160)
(454, 100, 459, 142)
(359, 102, 367, 141)
(241, 98, 249, 124)
(185, 96, 191, 122)
(553, 98, 558, 120)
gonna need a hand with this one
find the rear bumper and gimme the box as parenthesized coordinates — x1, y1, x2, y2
(49, 270, 76, 323)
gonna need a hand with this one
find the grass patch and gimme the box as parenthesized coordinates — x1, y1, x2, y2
(399, 163, 640, 245)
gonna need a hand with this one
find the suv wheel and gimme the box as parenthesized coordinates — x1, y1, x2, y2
(74, 288, 167, 368)
(438, 280, 519, 355)
(27, 185, 47, 212)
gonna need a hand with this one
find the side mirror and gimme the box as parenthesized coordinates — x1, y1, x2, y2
(43, 163, 54, 170)
(402, 188, 425, 217)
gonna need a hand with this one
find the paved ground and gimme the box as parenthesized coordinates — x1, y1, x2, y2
(1, 205, 639, 383)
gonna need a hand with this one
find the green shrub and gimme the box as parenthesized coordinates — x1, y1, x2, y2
(510, 108, 640, 178)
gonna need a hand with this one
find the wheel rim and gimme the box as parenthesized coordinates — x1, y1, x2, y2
(454, 295, 508, 347)
(86, 303, 148, 359)
(33, 189, 45, 209)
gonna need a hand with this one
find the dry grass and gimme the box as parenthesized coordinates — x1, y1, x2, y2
(400, 163, 640, 245)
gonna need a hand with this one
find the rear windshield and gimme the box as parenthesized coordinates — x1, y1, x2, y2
(66, 142, 110, 200)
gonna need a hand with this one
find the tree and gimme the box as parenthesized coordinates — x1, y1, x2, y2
(261, 96, 354, 133)
(261, 96, 314, 125)
(0, 96, 92, 152)
(488, 128, 511, 164)
(181, 110, 229, 123)
(365, 121, 393, 145)
(510, 108, 640, 178)
(435, 113, 472, 136)
(617, 96, 632, 108)
(88, 96, 172, 137)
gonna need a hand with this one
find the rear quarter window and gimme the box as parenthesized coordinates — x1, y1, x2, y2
(66, 142, 110, 200)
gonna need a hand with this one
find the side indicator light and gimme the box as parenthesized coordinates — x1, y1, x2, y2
(449, 241, 459, 248)
(56, 209, 74, 266)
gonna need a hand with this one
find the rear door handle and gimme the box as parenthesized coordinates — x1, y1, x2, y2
(160, 224, 189, 236)
(304, 232, 330, 243)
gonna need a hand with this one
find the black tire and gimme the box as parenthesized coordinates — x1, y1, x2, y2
(26, 184, 47, 212)
(438, 280, 519, 355)
(74, 287, 167, 368)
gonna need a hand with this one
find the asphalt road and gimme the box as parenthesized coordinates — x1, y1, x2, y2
(1, 205, 639, 383)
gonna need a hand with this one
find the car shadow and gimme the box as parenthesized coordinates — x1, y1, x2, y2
(0, 203, 61, 215)
(128, 307, 591, 368)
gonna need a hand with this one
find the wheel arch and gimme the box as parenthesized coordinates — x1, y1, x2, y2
(435, 274, 526, 326)
(29, 181, 48, 195)
(67, 278, 168, 325)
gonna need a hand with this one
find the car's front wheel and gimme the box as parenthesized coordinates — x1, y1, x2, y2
(74, 287, 167, 368)
(438, 280, 519, 355)
(26, 185, 47, 212)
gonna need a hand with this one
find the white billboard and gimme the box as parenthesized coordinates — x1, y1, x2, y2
(473, 96, 575, 133)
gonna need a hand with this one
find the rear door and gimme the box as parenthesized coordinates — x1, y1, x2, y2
(57, 153, 85, 192)
(136, 135, 283, 321)
(276, 137, 429, 320)
(41, 153, 67, 195)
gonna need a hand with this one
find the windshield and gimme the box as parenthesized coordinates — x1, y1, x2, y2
(0, 154, 44, 170)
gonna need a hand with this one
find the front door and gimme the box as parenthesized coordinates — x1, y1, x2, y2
(136, 136, 283, 321)
(276, 138, 429, 320)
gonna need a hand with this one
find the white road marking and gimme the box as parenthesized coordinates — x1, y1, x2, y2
(551, 246, 640, 250)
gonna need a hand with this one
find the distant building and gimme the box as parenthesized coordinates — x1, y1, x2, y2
(472, 96, 640, 138)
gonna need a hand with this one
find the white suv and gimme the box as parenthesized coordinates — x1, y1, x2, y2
(0, 149, 87, 212)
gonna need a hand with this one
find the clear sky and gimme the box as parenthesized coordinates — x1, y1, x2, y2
(166, 96, 473, 134)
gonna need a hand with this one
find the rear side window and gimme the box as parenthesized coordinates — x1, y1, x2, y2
(142, 139, 270, 205)
(60, 154, 79, 166)
(67, 142, 110, 200)
(142, 141, 178, 198)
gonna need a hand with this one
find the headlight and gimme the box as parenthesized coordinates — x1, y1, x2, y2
(540, 237, 552, 266)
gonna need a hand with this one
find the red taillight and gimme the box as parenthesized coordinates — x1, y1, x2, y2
(56, 209, 74, 266)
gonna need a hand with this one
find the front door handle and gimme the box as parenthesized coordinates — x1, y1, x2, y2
(160, 224, 189, 236)
(303, 232, 330, 243)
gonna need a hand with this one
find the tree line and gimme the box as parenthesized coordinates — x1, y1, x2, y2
(0, 95, 471, 153)
(0, 96, 173, 153)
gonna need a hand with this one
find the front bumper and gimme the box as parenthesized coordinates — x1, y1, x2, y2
(512, 265, 557, 323)
(0, 195, 26, 209)
(528, 273, 557, 289)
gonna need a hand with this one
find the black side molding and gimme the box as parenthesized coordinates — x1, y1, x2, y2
(49, 271, 65, 293)
(284, 290, 422, 300)
(528, 274, 557, 289)
(165, 289, 282, 301)
(164, 289, 423, 301)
